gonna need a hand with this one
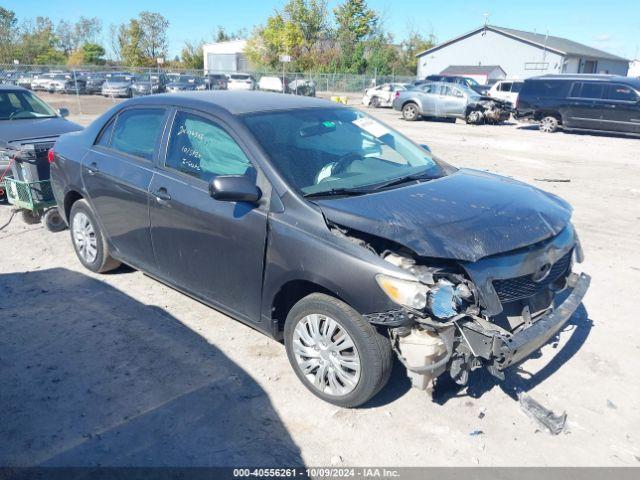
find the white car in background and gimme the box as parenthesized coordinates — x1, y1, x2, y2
(362, 83, 410, 108)
(226, 73, 256, 91)
(487, 80, 524, 107)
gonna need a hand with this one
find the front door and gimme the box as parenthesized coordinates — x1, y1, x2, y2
(82, 107, 168, 271)
(149, 109, 269, 322)
(436, 85, 466, 117)
(602, 83, 640, 134)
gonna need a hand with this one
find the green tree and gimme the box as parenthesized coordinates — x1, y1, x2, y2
(137, 11, 169, 60)
(118, 19, 145, 66)
(181, 40, 204, 69)
(0, 7, 18, 63)
(333, 0, 378, 72)
(400, 29, 436, 73)
(245, 0, 332, 71)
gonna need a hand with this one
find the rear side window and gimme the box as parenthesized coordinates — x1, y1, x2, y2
(521, 80, 569, 97)
(110, 108, 166, 161)
(165, 111, 252, 182)
(576, 82, 605, 99)
(605, 84, 638, 101)
(95, 118, 115, 146)
(499, 82, 512, 92)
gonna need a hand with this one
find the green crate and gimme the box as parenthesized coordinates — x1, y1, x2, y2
(3, 176, 56, 213)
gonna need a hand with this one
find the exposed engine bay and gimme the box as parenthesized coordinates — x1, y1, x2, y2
(466, 98, 512, 125)
(330, 222, 591, 393)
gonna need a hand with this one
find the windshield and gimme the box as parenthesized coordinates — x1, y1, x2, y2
(134, 74, 157, 82)
(107, 75, 130, 83)
(243, 107, 446, 197)
(463, 77, 479, 86)
(0, 90, 57, 120)
(458, 84, 481, 99)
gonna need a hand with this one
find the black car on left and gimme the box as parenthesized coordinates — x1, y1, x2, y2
(0, 86, 82, 200)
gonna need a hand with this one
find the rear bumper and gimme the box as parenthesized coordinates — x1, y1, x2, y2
(496, 272, 590, 369)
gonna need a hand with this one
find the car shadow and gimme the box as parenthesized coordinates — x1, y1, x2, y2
(432, 300, 592, 405)
(0, 268, 303, 468)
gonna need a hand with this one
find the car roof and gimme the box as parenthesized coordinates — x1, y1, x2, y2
(126, 91, 344, 115)
(529, 74, 640, 88)
(0, 84, 27, 92)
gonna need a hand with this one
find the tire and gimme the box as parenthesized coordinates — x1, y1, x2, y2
(284, 293, 392, 408)
(369, 96, 380, 108)
(402, 102, 420, 121)
(69, 199, 120, 273)
(21, 210, 41, 225)
(539, 115, 559, 133)
(43, 207, 67, 232)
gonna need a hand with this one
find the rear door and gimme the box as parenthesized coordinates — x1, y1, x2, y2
(149, 109, 269, 322)
(602, 83, 640, 134)
(566, 82, 606, 129)
(82, 107, 168, 272)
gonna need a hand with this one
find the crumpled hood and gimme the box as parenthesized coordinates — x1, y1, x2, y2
(316, 169, 572, 262)
(0, 117, 82, 144)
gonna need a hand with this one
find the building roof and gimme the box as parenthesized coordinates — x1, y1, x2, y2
(440, 65, 506, 76)
(417, 25, 629, 62)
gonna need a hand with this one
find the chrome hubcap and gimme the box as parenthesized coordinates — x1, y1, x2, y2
(72, 212, 98, 263)
(293, 314, 361, 396)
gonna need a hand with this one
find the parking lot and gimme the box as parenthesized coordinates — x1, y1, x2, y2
(1, 92, 639, 467)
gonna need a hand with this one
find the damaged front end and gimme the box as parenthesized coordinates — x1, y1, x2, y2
(334, 223, 590, 393)
(466, 98, 512, 125)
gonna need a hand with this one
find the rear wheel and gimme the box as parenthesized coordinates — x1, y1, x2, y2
(539, 115, 559, 133)
(402, 102, 420, 121)
(69, 199, 120, 273)
(284, 293, 392, 407)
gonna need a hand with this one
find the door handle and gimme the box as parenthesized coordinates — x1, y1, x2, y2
(154, 188, 171, 204)
(86, 162, 99, 175)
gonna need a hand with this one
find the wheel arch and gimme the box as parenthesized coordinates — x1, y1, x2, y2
(271, 279, 348, 337)
(63, 189, 84, 222)
(534, 110, 563, 124)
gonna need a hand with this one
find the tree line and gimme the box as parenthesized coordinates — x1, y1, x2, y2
(0, 1, 435, 75)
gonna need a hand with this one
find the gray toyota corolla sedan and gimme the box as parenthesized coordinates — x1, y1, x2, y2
(50, 91, 590, 407)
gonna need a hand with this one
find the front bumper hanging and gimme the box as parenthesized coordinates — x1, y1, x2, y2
(495, 272, 591, 369)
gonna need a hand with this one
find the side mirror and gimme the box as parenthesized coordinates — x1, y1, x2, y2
(420, 144, 432, 153)
(209, 175, 261, 203)
(58, 108, 70, 118)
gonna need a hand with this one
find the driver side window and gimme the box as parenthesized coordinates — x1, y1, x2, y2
(165, 111, 252, 183)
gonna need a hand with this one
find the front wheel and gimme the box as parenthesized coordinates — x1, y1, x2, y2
(69, 199, 120, 273)
(284, 293, 392, 407)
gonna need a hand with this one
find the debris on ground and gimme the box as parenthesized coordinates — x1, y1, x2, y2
(607, 399, 617, 410)
(534, 178, 571, 183)
(478, 408, 486, 419)
(518, 393, 568, 435)
(469, 430, 484, 436)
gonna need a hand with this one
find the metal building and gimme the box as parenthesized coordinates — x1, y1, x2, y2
(202, 40, 250, 73)
(417, 25, 629, 80)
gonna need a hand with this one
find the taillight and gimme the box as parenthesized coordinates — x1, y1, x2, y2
(47, 148, 55, 164)
(395, 91, 400, 98)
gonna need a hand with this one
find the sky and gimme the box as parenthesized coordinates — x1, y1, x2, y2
(6, 0, 640, 60)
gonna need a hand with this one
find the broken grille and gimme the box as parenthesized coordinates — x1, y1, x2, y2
(493, 250, 573, 303)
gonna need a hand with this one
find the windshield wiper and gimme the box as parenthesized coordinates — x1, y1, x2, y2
(302, 187, 373, 199)
(368, 170, 439, 191)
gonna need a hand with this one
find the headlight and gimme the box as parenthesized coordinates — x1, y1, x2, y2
(376, 274, 428, 309)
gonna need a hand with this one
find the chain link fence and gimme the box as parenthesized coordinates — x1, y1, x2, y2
(1, 63, 415, 121)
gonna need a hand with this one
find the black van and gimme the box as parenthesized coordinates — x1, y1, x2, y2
(516, 74, 640, 135)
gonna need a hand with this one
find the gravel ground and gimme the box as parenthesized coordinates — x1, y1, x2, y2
(1, 93, 639, 467)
